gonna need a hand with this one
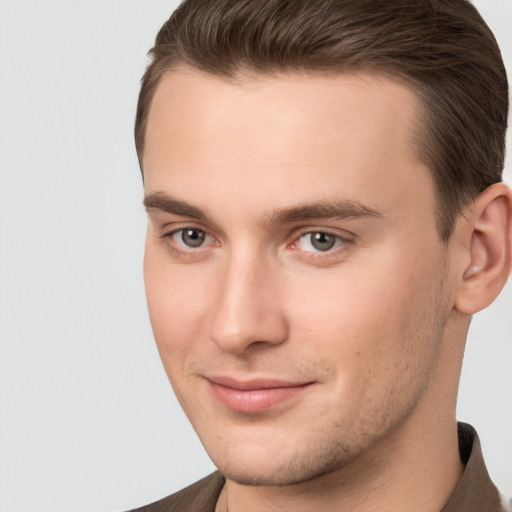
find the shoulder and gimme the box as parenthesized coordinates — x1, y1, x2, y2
(127, 472, 225, 512)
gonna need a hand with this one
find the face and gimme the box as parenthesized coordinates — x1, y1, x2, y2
(143, 69, 455, 486)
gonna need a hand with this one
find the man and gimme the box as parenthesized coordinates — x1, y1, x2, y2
(131, 0, 511, 510)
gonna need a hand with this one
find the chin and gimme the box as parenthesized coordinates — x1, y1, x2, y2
(198, 389, 425, 488)
(209, 435, 358, 487)
(218, 463, 342, 487)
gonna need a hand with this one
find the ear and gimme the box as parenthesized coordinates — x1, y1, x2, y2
(454, 182, 512, 315)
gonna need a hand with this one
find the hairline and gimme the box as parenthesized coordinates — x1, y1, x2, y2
(137, 61, 468, 243)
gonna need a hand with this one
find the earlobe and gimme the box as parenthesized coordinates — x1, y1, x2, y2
(454, 182, 512, 315)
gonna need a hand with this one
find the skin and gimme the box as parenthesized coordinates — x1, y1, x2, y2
(142, 69, 511, 511)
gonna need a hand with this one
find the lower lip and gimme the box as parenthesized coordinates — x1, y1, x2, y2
(208, 381, 312, 413)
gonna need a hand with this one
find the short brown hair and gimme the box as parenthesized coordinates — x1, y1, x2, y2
(135, 0, 508, 240)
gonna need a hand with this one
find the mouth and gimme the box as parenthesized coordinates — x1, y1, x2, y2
(206, 376, 315, 413)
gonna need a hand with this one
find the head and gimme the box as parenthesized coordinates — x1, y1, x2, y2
(138, 0, 511, 488)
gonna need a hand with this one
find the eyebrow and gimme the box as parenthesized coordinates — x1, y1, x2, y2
(143, 192, 382, 224)
(144, 192, 207, 220)
(268, 201, 383, 224)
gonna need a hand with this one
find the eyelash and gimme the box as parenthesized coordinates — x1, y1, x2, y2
(160, 227, 217, 255)
(160, 227, 353, 257)
(291, 230, 351, 254)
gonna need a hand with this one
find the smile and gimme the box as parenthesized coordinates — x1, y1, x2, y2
(206, 377, 314, 413)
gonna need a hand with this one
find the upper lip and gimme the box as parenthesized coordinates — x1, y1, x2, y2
(206, 376, 313, 390)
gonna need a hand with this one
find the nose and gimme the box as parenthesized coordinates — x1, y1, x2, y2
(208, 251, 289, 354)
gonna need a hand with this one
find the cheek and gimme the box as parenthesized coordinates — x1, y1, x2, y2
(285, 250, 443, 373)
(143, 246, 212, 361)
(288, 267, 407, 342)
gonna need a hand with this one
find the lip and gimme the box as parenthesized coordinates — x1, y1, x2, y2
(206, 376, 314, 413)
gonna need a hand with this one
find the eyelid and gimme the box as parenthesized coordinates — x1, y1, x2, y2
(160, 224, 220, 252)
(289, 227, 354, 254)
(291, 225, 354, 242)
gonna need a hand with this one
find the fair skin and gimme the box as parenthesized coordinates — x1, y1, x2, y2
(142, 69, 512, 512)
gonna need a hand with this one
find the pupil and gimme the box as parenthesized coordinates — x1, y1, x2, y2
(182, 229, 205, 247)
(311, 232, 335, 251)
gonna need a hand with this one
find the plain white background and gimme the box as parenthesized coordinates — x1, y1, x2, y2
(0, 1, 510, 511)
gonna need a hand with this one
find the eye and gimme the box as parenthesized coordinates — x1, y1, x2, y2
(170, 228, 210, 248)
(295, 231, 346, 252)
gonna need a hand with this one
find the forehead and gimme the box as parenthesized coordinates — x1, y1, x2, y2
(144, 69, 421, 161)
(143, 69, 434, 226)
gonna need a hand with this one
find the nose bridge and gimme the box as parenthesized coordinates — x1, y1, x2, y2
(209, 244, 288, 353)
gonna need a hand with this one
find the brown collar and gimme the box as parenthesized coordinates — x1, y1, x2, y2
(441, 423, 507, 511)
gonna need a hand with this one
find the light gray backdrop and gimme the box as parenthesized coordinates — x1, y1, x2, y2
(0, 1, 511, 511)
